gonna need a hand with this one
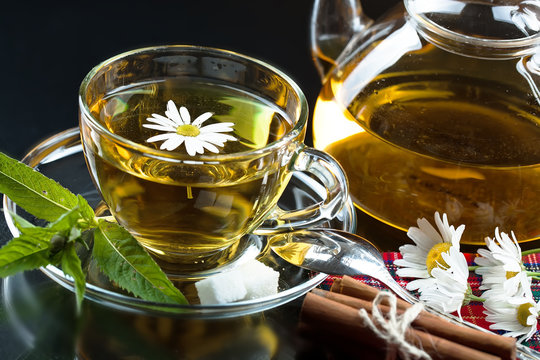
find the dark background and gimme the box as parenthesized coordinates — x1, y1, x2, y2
(0, 0, 398, 159)
(0, 1, 399, 358)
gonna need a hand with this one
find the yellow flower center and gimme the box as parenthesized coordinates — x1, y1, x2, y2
(176, 124, 200, 137)
(425, 242, 452, 275)
(517, 302, 534, 327)
(506, 271, 520, 280)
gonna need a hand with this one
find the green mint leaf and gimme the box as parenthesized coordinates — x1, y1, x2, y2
(47, 197, 95, 237)
(0, 234, 50, 277)
(48, 206, 85, 233)
(6, 210, 36, 230)
(93, 220, 187, 305)
(15, 226, 58, 241)
(61, 242, 86, 312)
(76, 195, 95, 224)
(0, 151, 79, 222)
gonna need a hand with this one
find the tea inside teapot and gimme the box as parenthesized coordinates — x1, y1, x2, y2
(311, 0, 540, 246)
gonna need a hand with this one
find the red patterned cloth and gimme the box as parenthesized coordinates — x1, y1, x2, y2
(319, 252, 540, 351)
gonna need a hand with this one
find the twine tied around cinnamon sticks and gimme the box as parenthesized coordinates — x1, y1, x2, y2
(298, 276, 517, 360)
(358, 291, 431, 360)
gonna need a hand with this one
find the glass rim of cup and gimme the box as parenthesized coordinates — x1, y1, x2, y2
(78, 44, 309, 163)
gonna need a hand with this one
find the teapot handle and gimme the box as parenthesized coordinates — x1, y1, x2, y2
(310, 0, 373, 80)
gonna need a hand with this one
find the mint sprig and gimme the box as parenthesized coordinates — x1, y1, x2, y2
(94, 220, 187, 304)
(0, 152, 80, 222)
(0, 152, 188, 309)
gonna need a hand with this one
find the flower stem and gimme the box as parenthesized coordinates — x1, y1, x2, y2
(527, 271, 540, 277)
(467, 294, 485, 303)
(521, 248, 540, 257)
(468, 265, 479, 271)
(531, 276, 540, 281)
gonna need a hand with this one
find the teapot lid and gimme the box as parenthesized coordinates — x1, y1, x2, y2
(405, 0, 540, 58)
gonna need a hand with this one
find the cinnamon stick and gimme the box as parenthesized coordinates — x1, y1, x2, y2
(300, 292, 501, 360)
(328, 276, 516, 360)
(331, 276, 412, 311)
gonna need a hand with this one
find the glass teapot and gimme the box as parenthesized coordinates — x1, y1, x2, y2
(310, 0, 540, 247)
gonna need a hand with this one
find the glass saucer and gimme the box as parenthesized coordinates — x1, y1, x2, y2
(3, 127, 356, 319)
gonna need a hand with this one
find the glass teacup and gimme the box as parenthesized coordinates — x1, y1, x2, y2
(79, 45, 348, 272)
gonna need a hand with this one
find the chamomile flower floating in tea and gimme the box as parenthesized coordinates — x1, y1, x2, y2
(483, 280, 540, 341)
(416, 246, 470, 319)
(394, 212, 465, 291)
(144, 100, 236, 155)
(475, 228, 528, 296)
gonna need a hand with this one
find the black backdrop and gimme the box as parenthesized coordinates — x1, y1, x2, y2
(0, 1, 399, 358)
(0, 0, 399, 159)
(0, 0, 399, 236)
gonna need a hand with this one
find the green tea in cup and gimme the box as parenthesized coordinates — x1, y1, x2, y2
(79, 46, 348, 273)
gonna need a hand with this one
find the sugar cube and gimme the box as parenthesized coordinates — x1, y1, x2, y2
(195, 270, 247, 305)
(195, 259, 280, 304)
(240, 260, 280, 300)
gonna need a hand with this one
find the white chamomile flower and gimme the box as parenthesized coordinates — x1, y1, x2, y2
(395, 212, 465, 291)
(475, 228, 527, 296)
(481, 272, 531, 303)
(418, 246, 470, 319)
(483, 278, 540, 341)
(143, 100, 236, 156)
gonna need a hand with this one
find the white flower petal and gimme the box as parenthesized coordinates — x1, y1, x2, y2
(405, 277, 435, 291)
(160, 135, 184, 151)
(143, 124, 177, 132)
(395, 267, 430, 279)
(497, 230, 521, 258)
(394, 258, 428, 270)
(452, 225, 465, 247)
(165, 100, 184, 125)
(435, 212, 451, 241)
(407, 227, 439, 251)
(415, 216, 443, 245)
(184, 137, 197, 156)
(146, 114, 178, 127)
(198, 132, 237, 144)
(199, 140, 220, 153)
(191, 139, 205, 155)
(179, 106, 191, 125)
(398, 243, 429, 262)
(192, 112, 214, 127)
(147, 133, 176, 143)
(199, 122, 236, 134)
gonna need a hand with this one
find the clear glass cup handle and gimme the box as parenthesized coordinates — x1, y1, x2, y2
(255, 146, 349, 234)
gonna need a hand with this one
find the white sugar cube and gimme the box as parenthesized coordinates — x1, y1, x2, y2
(195, 259, 280, 304)
(240, 260, 280, 300)
(195, 270, 247, 305)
